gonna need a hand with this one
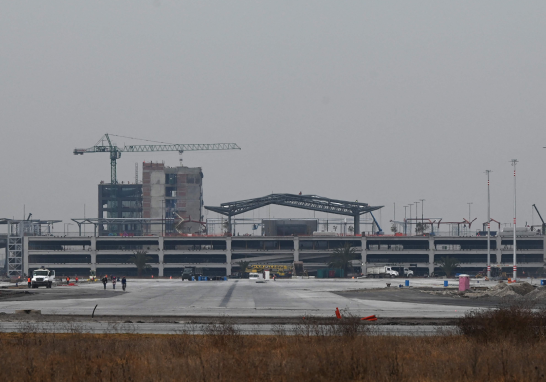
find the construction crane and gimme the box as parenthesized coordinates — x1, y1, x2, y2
(74, 134, 241, 184)
(532, 204, 546, 234)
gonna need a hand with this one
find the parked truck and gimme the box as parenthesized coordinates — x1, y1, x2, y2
(31, 268, 56, 288)
(366, 266, 399, 278)
(181, 267, 203, 280)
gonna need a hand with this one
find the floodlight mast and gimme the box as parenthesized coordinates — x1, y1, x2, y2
(74, 133, 241, 184)
(511, 159, 518, 281)
(485, 170, 492, 279)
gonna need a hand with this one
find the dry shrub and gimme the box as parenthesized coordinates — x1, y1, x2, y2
(2, 325, 546, 381)
(457, 301, 546, 343)
(293, 312, 373, 338)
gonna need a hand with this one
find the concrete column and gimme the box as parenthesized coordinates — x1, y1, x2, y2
(23, 236, 29, 276)
(158, 263, 164, 277)
(543, 233, 546, 264)
(361, 236, 367, 274)
(293, 237, 299, 262)
(226, 237, 232, 276)
(428, 253, 435, 276)
(496, 236, 502, 265)
(158, 236, 164, 276)
(90, 236, 97, 272)
(428, 237, 435, 276)
(90, 251, 97, 271)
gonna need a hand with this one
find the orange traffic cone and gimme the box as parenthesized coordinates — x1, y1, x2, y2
(335, 307, 342, 319)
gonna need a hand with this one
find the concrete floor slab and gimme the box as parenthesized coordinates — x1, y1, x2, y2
(0, 278, 511, 318)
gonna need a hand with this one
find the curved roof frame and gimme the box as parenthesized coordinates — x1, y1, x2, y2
(204, 193, 383, 217)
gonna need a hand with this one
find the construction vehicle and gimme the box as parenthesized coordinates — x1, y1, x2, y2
(393, 267, 414, 277)
(74, 134, 240, 184)
(181, 267, 203, 280)
(366, 266, 399, 278)
(533, 204, 546, 234)
(370, 212, 384, 235)
(246, 264, 292, 278)
(499, 226, 540, 237)
(31, 268, 56, 288)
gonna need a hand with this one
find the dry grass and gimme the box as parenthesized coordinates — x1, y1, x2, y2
(457, 302, 546, 343)
(1, 323, 546, 381)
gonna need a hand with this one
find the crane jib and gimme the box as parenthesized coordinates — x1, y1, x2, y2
(74, 135, 240, 184)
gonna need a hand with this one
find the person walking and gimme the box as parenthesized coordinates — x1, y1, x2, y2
(27, 277, 31, 288)
(75, 277, 79, 284)
(121, 276, 127, 291)
(66, 276, 70, 285)
(112, 277, 116, 290)
(101, 275, 107, 290)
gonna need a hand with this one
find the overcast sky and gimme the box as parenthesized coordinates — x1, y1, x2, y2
(1, 1, 546, 233)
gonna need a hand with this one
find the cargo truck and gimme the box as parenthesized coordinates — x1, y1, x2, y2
(181, 267, 203, 280)
(366, 266, 399, 278)
(31, 268, 56, 288)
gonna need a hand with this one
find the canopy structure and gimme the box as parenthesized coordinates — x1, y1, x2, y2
(205, 193, 383, 234)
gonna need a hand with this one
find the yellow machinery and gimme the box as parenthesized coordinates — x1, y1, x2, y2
(246, 264, 291, 277)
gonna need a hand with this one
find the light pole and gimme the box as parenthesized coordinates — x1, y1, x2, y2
(511, 159, 518, 280)
(420, 198, 425, 231)
(403, 206, 408, 235)
(409, 204, 413, 235)
(415, 202, 420, 234)
(467, 202, 473, 223)
(485, 170, 492, 278)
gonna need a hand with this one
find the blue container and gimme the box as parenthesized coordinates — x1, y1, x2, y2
(223, 277, 228, 281)
(541, 280, 545, 286)
(444, 280, 448, 287)
(198, 276, 202, 281)
(205, 277, 208, 281)
(405, 280, 410, 287)
(191, 276, 195, 281)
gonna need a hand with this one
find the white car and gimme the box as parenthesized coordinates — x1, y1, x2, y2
(248, 273, 260, 280)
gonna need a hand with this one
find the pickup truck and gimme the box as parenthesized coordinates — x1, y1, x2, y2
(31, 268, 56, 288)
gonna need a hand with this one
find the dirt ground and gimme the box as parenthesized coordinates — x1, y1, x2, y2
(335, 287, 504, 307)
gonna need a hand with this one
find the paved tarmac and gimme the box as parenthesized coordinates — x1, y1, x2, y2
(0, 278, 500, 319)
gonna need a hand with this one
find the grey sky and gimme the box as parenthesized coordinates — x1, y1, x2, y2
(1, 1, 546, 232)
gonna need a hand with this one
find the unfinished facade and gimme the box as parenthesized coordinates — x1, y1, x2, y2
(142, 162, 203, 235)
(98, 184, 143, 236)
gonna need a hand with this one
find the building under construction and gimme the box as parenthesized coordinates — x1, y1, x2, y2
(142, 162, 203, 235)
(98, 163, 203, 236)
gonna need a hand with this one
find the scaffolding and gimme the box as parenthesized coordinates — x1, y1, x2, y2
(0, 219, 60, 277)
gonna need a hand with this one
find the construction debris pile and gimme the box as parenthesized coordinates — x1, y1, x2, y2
(423, 282, 546, 300)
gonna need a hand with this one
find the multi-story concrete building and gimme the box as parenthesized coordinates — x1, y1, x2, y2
(24, 233, 546, 278)
(142, 162, 203, 235)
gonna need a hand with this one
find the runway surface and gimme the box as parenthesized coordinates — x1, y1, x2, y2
(0, 278, 500, 319)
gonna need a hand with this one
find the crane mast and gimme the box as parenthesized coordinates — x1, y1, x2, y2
(74, 134, 241, 184)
